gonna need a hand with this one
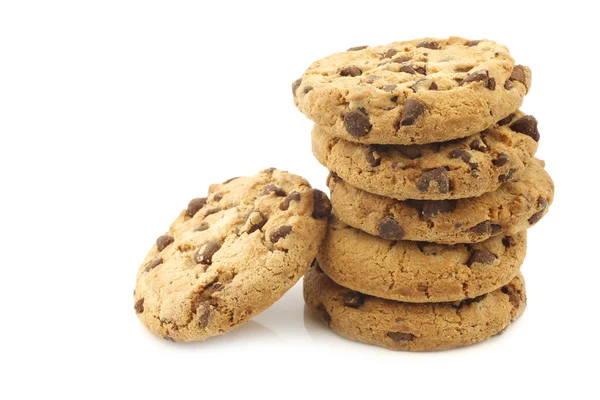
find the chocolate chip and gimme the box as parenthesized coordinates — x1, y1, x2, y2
(501, 285, 521, 308)
(421, 200, 457, 219)
(194, 223, 209, 232)
(382, 49, 398, 58)
(204, 207, 221, 216)
(198, 305, 211, 328)
(365, 75, 378, 83)
(454, 65, 474, 72)
(528, 198, 548, 225)
(504, 79, 514, 90)
(292, 78, 302, 96)
(416, 40, 441, 50)
(510, 115, 540, 142)
(400, 65, 417, 74)
(448, 148, 478, 170)
(243, 210, 267, 234)
(399, 145, 424, 159)
(390, 96, 398, 103)
(399, 98, 427, 126)
(156, 235, 174, 252)
(312, 189, 332, 219)
(222, 176, 240, 184)
(213, 193, 223, 202)
(377, 216, 405, 240)
(498, 168, 517, 183)
(280, 192, 301, 210)
(194, 241, 221, 265)
(492, 153, 509, 167)
(469, 139, 488, 152)
(186, 197, 207, 217)
(387, 332, 415, 341)
(134, 298, 144, 314)
(270, 225, 293, 243)
(416, 167, 450, 194)
(303, 86, 313, 94)
(343, 291, 365, 308)
(144, 257, 163, 272)
(344, 109, 372, 137)
(339, 65, 362, 77)
(317, 304, 331, 326)
(462, 70, 495, 89)
(414, 66, 426, 75)
(497, 113, 515, 126)
(429, 82, 438, 90)
(382, 84, 397, 92)
(347, 45, 368, 51)
(392, 56, 411, 63)
(262, 168, 276, 176)
(502, 236, 516, 248)
(467, 250, 497, 266)
(263, 184, 287, 197)
(469, 221, 492, 235)
(366, 145, 382, 167)
(510, 65, 529, 88)
(466, 40, 481, 46)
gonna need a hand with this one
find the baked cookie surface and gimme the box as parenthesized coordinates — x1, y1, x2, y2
(293, 37, 530, 145)
(304, 262, 527, 351)
(317, 216, 526, 303)
(134, 168, 331, 342)
(328, 158, 553, 244)
(312, 111, 539, 200)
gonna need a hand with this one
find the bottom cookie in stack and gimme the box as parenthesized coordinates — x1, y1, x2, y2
(304, 261, 526, 352)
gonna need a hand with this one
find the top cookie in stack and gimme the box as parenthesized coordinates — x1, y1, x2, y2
(293, 37, 530, 145)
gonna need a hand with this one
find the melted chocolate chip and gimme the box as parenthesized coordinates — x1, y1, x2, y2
(312, 189, 332, 219)
(491, 224, 502, 235)
(134, 298, 144, 314)
(344, 109, 372, 137)
(414, 66, 426, 75)
(204, 207, 221, 216)
(212, 193, 223, 202)
(399, 98, 427, 126)
(504, 80, 515, 90)
(382, 48, 398, 58)
(145, 257, 163, 272)
(466, 40, 481, 46)
(469, 139, 488, 152)
(222, 176, 240, 184)
(462, 70, 495, 89)
(510, 116, 540, 142)
(448, 148, 478, 170)
(497, 113, 515, 126)
(270, 225, 293, 243)
(198, 305, 211, 328)
(492, 153, 509, 167)
(347, 45, 368, 51)
(186, 198, 207, 217)
(421, 200, 457, 219)
(339, 65, 362, 77)
(292, 78, 302, 96)
(263, 184, 287, 197)
(400, 65, 417, 74)
(510, 65, 529, 88)
(469, 221, 492, 235)
(387, 332, 415, 341)
(416, 168, 450, 194)
(377, 216, 405, 240)
(194, 223, 209, 232)
(194, 242, 221, 265)
(467, 250, 497, 266)
(416, 40, 441, 50)
(392, 56, 411, 63)
(243, 210, 267, 234)
(343, 291, 365, 308)
(528, 198, 548, 225)
(502, 236, 516, 248)
(156, 235, 174, 252)
(429, 82, 438, 90)
(498, 168, 517, 183)
(366, 145, 382, 167)
(280, 192, 301, 210)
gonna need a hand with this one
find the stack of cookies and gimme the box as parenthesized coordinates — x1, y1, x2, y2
(292, 37, 554, 351)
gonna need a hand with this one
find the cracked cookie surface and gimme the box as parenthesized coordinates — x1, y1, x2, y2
(312, 111, 538, 200)
(304, 262, 526, 351)
(317, 216, 526, 303)
(293, 37, 530, 145)
(328, 158, 553, 244)
(134, 168, 331, 342)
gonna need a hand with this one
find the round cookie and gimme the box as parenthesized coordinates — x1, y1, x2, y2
(304, 262, 527, 351)
(293, 37, 530, 145)
(317, 216, 526, 303)
(134, 168, 331, 342)
(312, 111, 539, 200)
(328, 158, 553, 244)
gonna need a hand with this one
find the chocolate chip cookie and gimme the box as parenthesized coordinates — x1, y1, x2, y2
(293, 37, 530, 145)
(318, 216, 525, 303)
(304, 262, 526, 351)
(328, 158, 552, 244)
(134, 168, 331, 342)
(312, 112, 539, 200)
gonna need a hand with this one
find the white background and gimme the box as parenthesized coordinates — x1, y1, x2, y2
(1, 1, 598, 398)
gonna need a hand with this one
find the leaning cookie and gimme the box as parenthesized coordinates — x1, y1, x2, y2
(134, 168, 331, 342)
(293, 37, 530, 145)
(313, 111, 539, 200)
(328, 158, 553, 244)
(304, 262, 526, 351)
(318, 216, 525, 303)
